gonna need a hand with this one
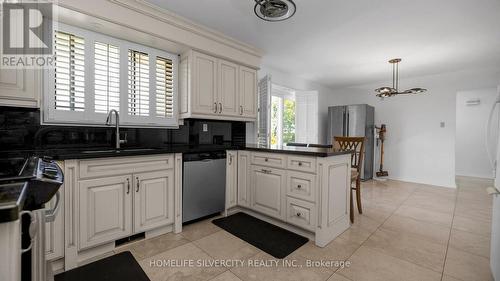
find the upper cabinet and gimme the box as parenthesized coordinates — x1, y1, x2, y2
(0, 68, 41, 108)
(180, 50, 257, 121)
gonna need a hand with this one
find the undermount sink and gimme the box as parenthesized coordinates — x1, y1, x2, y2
(81, 148, 157, 154)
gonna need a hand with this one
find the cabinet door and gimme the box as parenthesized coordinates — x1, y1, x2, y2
(133, 170, 174, 233)
(45, 186, 64, 261)
(239, 66, 257, 118)
(79, 175, 132, 250)
(250, 165, 286, 220)
(192, 51, 218, 115)
(226, 151, 238, 209)
(218, 59, 239, 116)
(237, 151, 250, 207)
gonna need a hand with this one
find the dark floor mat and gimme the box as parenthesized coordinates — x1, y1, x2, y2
(212, 212, 308, 259)
(54, 251, 150, 281)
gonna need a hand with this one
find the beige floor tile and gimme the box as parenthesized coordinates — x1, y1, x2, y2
(452, 215, 491, 237)
(181, 218, 222, 241)
(193, 231, 259, 261)
(449, 229, 491, 258)
(230, 251, 334, 281)
(115, 232, 190, 261)
(394, 205, 453, 227)
(363, 228, 447, 272)
(327, 273, 352, 281)
(454, 202, 492, 221)
(335, 224, 374, 246)
(441, 274, 463, 281)
(139, 243, 226, 281)
(351, 212, 384, 232)
(294, 240, 359, 264)
(337, 246, 442, 281)
(444, 247, 493, 281)
(210, 271, 243, 281)
(381, 214, 451, 245)
(403, 193, 455, 214)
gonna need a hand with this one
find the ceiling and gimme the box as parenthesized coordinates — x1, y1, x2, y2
(146, 0, 500, 88)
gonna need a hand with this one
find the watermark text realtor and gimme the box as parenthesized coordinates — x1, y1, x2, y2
(1, 1, 55, 69)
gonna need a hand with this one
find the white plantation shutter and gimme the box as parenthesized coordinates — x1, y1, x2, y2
(94, 42, 120, 113)
(54, 31, 85, 111)
(295, 91, 319, 144)
(155, 56, 174, 118)
(258, 75, 271, 146)
(128, 50, 150, 116)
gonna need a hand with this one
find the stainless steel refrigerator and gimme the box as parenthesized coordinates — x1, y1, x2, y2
(327, 104, 374, 180)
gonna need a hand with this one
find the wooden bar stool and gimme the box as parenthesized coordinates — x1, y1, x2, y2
(333, 136, 365, 223)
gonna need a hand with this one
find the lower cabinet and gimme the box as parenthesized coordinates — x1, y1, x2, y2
(134, 170, 174, 233)
(79, 170, 174, 250)
(225, 151, 238, 209)
(250, 165, 286, 220)
(237, 151, 250, 207)
(79, 175, 133, 250)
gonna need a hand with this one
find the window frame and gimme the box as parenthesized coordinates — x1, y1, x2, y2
(43, 22, 179, 128)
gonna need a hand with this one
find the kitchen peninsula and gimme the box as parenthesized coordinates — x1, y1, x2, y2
(226, 145, 352, 247)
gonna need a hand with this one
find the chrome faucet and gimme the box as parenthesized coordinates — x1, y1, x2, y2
(105, 109, 127, 149)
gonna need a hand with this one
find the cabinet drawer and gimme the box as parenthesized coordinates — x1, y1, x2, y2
(287, 155, 316, 173)
(286, 171, 316, 202)
(250, 152, 286, 169)
(79, 154, 174, 179)
(286, 197, 316, 232)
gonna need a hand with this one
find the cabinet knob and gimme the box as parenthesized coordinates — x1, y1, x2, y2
(264, 158, 268, 162)
(297, 184, 302, 189)
(296, 212, 301, 217)
(298, 162, 302, 166)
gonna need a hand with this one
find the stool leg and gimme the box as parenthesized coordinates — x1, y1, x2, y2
(350, 187, 354, 223)
(356, 178, 362, 214)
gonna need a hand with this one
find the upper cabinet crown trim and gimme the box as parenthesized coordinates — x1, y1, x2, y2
(57, 0, 262, 68)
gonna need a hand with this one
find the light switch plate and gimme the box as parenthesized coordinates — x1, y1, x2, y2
(202, 123, 208, 132)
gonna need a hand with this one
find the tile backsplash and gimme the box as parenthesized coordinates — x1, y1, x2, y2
(0, 106, 246, 152)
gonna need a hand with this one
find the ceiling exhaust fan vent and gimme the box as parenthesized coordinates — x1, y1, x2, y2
(254, 0, 296, 22)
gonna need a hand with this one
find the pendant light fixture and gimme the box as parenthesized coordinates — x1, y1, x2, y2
(254, 0, 296, 22)
(375, 58, 427, 98)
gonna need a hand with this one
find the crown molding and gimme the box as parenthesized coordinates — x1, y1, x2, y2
(107, 0, 263, 58)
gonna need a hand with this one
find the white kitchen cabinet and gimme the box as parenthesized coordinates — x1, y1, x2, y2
(192, 51, 218, 115)
(237, 151, 251, 207)
(226, 151, 238, 209)
(219, 60, 239, 116)
(78, 175, 133, 250)
(45, 187, 64, 261)
(133, 170, 174, 233)
(0, 68, 40, 108)
(238, 66, 257, 118)
(179, 49, 257, 121)
(250, 165, 286, 220)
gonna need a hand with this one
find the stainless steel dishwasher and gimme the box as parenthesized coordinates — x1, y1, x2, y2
(182, 151, 226, 223)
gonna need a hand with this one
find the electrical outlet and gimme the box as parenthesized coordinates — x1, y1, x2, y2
(202, 123, 208, 132)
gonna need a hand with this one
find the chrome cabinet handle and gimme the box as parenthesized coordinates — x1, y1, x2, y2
(219, 103, 222, 113)
(229, 155, 233, 165)
(45, 191, 61, 223)
(136, 177, 140, 192)
(260, 169, 271, 174)
(240, 105, 243, 115)
(126, 178, 130, 194)
(214, 102, 218, 113)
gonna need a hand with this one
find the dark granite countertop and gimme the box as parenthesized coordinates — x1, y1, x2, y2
(0, 182, 27, 223)
(243, 144, 352, 157)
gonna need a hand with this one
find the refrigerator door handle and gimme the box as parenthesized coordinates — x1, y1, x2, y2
(342, 111, 346, 136)
(346, 111, 350, 136)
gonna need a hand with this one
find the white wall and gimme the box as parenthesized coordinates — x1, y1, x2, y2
(456, 88, 498, 179)
(247, 65, 336, 143)
(322, 67, 500, 188)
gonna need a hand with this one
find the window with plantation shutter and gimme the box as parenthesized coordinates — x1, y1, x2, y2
(44, 23, 178, 127)
(128, 50, 150, 117)
(54, 31, 85, 112)
(155, 56, 174, 118)
(94, 42, 120, 114)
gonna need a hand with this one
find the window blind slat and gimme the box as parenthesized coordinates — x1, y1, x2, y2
(94, 41, 120, 114)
